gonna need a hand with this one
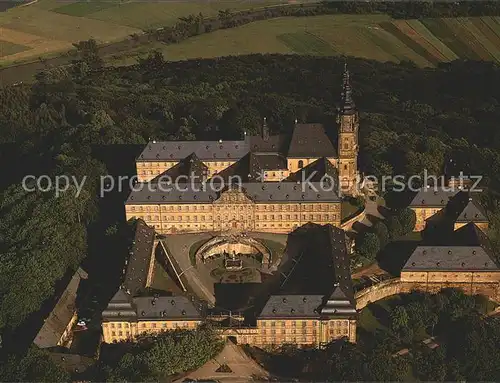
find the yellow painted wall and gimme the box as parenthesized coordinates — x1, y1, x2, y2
(454, 221, 489, 231)
(125, 201, 341, 234)
(102, 318, 356, 345)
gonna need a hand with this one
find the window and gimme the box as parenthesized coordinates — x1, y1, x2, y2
(298, 160, 304, 168)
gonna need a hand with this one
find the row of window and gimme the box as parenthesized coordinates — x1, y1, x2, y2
(261, 328, 349, 335)
(128, 204, 338, 212)
(260, 320, 349, 327)
(131, 214, 338, 222)
(137, 161, 234, 168)
(105, 321, 194, 329)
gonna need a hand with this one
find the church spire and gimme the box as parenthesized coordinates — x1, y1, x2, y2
(262, 117, 269, 142)
(340, 62, 356, 115)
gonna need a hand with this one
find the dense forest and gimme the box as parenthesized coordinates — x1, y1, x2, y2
(0, 44, 500, 378)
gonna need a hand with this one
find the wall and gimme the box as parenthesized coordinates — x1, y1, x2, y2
(340, 206, 365, 231)
(125, 200, 341, 234)
(411, 207, 444, 231)
(102, 317, 356, 346)
(102, 319, 201, 343)
(454, 221, 489, 231)
(195, 235, 271, 267)
(355, 277, 500, 311)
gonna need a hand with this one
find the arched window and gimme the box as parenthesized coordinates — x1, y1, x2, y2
(298, 160, 304, 168)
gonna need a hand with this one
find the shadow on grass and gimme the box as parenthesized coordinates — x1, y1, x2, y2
(352, 220, 370, 233)
(377, 205, 392, 217)
(377, 240, 420, 276)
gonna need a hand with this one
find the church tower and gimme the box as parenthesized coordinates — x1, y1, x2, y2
(337, 64, 359, 195)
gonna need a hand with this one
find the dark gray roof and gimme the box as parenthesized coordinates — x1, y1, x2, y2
(34, 268, 88, 348)
(138, 140, 249, 161)
(126, 181, 340, 204)
(123, 219, 156, 295)
(150, 152, 208, 182)
(327, 225, 355, 304)
(214, 153, 287, 183)
(286, 157, 339, 183)
(102, 289, 137, 320)
(134, 296, 202, 320)
(402, 246, 499, 271)
(455, 199, 488, 222)
(243, 182, 339, 203)
(259, 295, 323, 319)
(102, 291, 202, 321)
(258, 224, 355, 319)
(252, 154, 288, 170)
(409, 187, 459, 207)
(321, 287, 357, 316)
(287, 124, 337, 158)
(247, 134, 290, 154)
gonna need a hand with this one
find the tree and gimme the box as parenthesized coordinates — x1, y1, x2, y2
(413, 346, 447, 381)
(107, 325, 224, 381)
(385, 215, 403, 240)
(390, 306, 410, 333)
(0, 347, 70, 382)
(72, 39, 103, 69)
(396, 207, 417, 234)
(371, 221, 389, 247)
(355, 232, 380, 259)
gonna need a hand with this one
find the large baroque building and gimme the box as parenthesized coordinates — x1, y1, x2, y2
(102, 220, 357, 347)
(401, 222, 500, 297)
(409, 187, 488, 232)
(125, 66, 359, 234)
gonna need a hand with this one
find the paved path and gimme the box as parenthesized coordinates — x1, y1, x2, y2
(174, 340, 270, 382)
(357, 198, 385, 229)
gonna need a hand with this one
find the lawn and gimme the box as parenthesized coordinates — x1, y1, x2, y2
(54, 1, 120, 17)
(67, 0, 296, 30)
(255, 238, 286, 263)
(341, 199, 363, 221)
(358, 294, 404, 333)
(149, 260, 171, 292)
(277, 31, 336, 56)
(0, 40, 30, 57)
(188, 238, 208, 267)
(3, 2, 500, 69)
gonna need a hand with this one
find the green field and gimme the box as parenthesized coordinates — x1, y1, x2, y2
(54, 1, 120, 17)
(0, 0, 295, 65)
(106, 14, 500, 67)
(2, 1, 500, 68)
(277, 31, 336, 55)
(0, 40, 29, 57)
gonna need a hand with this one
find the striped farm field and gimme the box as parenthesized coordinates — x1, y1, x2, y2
(444, 18, 494, 60)
(459, 18, 500, 62)
(392, 20, 449, 62)
(107, 15, 500, 68)
(471, 17, 500, 54)
(406, 19, 458, 61)
(2, 1, 500, 69)
(379, 21, 441, 65)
